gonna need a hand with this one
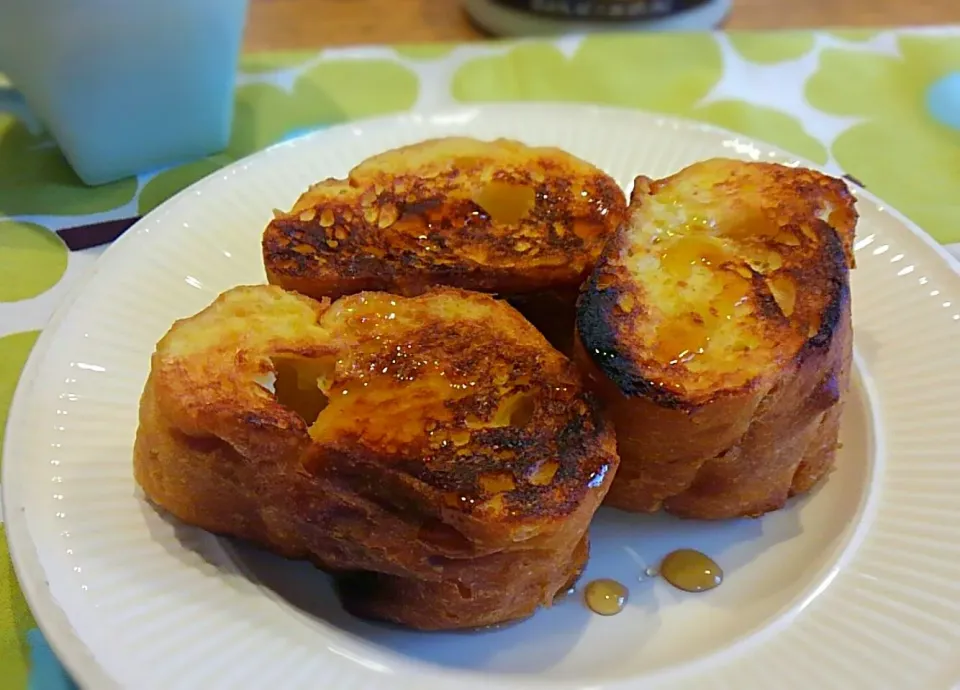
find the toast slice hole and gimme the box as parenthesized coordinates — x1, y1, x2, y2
(270, 356, 335, 425)
(491, 391, 536, 428)
(471, 180, 536, 225)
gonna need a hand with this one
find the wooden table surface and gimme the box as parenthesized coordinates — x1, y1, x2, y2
(244, 0, 960, 50)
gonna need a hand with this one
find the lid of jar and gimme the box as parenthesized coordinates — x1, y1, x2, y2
(463, 0, 732, 36)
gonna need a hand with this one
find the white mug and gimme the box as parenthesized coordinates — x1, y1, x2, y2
(0, 0, 248, 185)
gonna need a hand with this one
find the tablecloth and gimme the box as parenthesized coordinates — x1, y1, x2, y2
(2, 27, 960, 689)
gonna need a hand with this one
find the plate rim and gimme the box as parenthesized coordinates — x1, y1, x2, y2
(3, 102, 958, 690)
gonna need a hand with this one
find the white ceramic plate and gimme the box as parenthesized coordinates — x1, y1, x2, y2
(5, 104, 960, 690)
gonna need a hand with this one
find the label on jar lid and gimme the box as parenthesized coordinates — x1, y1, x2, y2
(490, 0, 712, 20)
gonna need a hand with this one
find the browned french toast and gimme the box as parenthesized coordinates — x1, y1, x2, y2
(262, 137, 627, 350)
(574, 158, 856, 519)
(134, 284, 618, 629)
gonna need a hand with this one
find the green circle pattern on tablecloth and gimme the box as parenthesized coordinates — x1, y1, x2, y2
(807, 34, 960, 244)
(239, 52, 311, 74)
(1, 524, 35, 690)
(0, 221, 67, 302)
(451, 35, 828, 164)
(0, 330, 40, 465)
(0, 114, 137, 217)
(727, 31, 815, 63)
(0, 331, 41, 688)
(394, 43, 457, 60)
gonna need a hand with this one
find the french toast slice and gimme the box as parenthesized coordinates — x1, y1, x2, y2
(135, 285, 618, 629)
(574, 158, 856, 519)
(262, 137, 627, 350)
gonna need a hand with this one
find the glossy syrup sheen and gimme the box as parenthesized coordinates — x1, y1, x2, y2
(471, 181, 537, 225)
(659, 549, 723, 593)
(655, 234, 749, 364)
(300, 295, 466, 445)
(660, 234, 730, 280)
(583, 578, 628, 616)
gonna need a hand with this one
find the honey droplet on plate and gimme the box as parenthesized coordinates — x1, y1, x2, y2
(659, 549, 723, 593)
(583, 578, 628, 616)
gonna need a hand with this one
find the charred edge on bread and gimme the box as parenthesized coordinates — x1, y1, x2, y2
(428, 409, 605, 519)
(262, 219, 319, 276)
(575, 269, 690, 410)
(802, 224, 851, 353)
(576, 219, 852, 411)
(401, 197, 445, 217)
(262, 170, 625, 295)
(266, 188, 598, 266)
(304, 396, 607, 522)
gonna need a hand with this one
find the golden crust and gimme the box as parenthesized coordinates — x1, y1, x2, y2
(135, 285, 618, 629)
(575, 158, 856, 519)
(262, 137, 626, 350)
(263, 137, 626, 298)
